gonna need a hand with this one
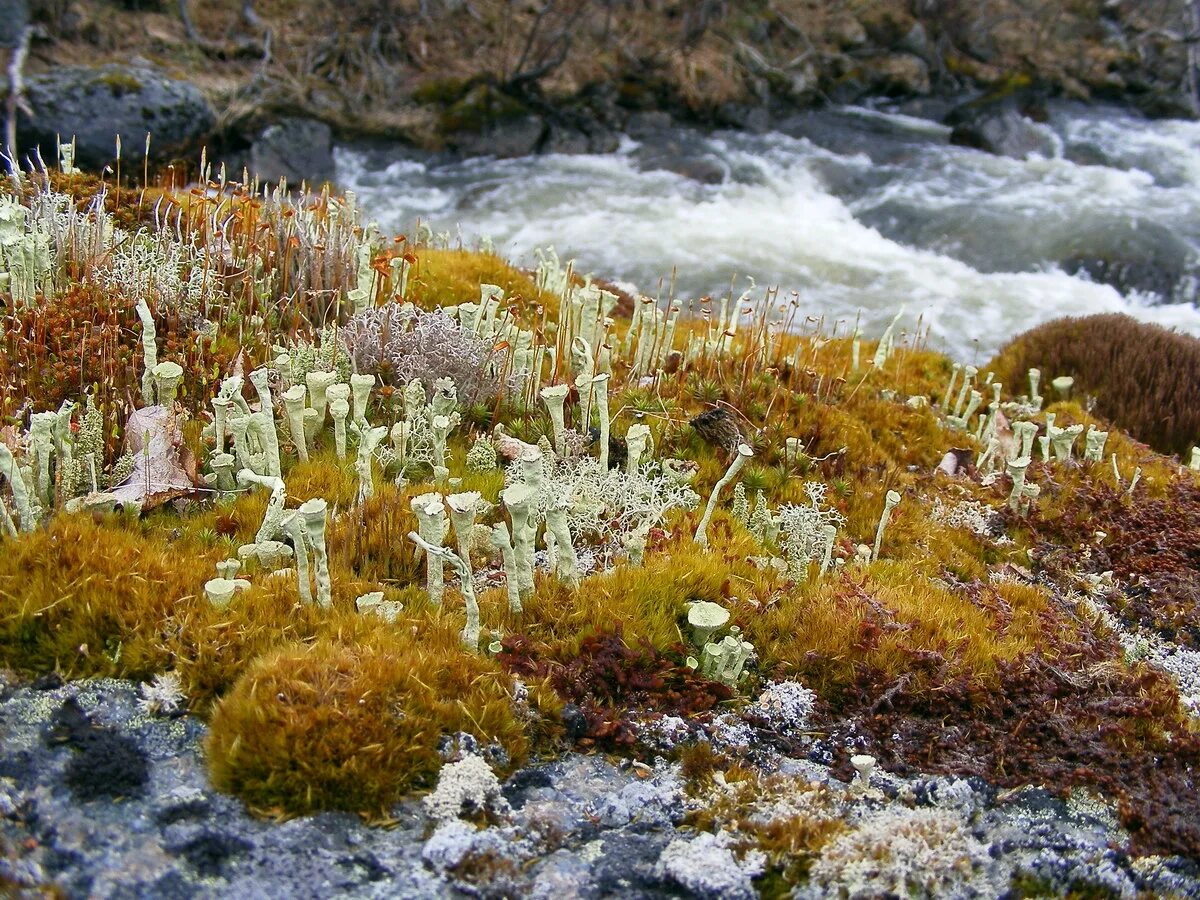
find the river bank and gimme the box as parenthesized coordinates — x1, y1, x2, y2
(337, 100, 1200, 361)
(8, 0, 1200, 181)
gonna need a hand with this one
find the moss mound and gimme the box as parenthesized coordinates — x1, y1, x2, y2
(206, 635, 528, 818)
(988, 313, 1200, 457)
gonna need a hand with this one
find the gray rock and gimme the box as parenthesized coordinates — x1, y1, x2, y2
(717, 103, 770, 133)
(946, 93, 1058, 159)
(587, 767, 683, 830)
(249, 117, 335, 186)
(542, 125, 590, 155)
(542, 124, 621, 156)
(17, 64, 214, 169)
(0, 0, 29, 49)
(450, 115, 545, 159)
(624, 111, 674, 138)
(633, 132, 728, 184)
(826, 12, 868, 49)
(896, 22, 931, 60)
(3, 677, 1199, 898)
(1055, 217, 1197, 303)
(529, 849, 594, 899)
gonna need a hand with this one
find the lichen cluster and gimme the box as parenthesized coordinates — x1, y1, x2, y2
(1, 165, 1199, 891)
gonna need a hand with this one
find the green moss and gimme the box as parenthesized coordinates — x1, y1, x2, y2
(412, 76, 476, 106)
(440, 83, 528, 133)
(92, 68, 145, 97)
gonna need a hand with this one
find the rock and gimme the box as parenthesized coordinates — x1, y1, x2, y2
(859, 6, 918, 49)
(47, 697, 149, 802)
(735, 41, 818, 105)
(3, 677, 1200, 897)
(449, 115, 545, 159)
(249, 117, 335, 186)
(623, 110, 673, 138)
(586, 767, 683, 829)
(945, 92, 1058, 159)
(1063, 140, 1111, 168)
(542, 123, 620, 156)
(861, 53, 931, 98)
(826, 12, 868, 49)
(17, 64, 214, 170)
(1135, 90, 1198, 121)
(896, 23, 932, 60)
(633, 131, 728, 184)
(657, 832, 765, 900)
(542, 125, 589, 155)
(0, 0, 29, 49)
(1056, 218, 1197, 303)
(716, 103, 770, 133)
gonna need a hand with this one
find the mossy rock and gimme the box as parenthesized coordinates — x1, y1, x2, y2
(441, 83, 529, 134)
(17, 64, 214, 169)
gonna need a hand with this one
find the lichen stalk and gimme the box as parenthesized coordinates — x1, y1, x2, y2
(871, 490, 901, 562)
(280, 386, 309, 463)
(299, 498, 331, 609)
(695, 443, 754, 548)
(411, 492, 448, 606)
(545, 498, 580, 589)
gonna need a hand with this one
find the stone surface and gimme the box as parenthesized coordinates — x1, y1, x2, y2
(449, 115, 545, 159)
(862, 52, 932, 98)
(0, 0, 29, 49)
(249, 117, 336, 186)
(1, 676, 1198, 898)
(945, 92, 1058, 159)
(17, 65, 214, 169)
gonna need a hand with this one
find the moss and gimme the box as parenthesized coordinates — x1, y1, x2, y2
(988, 313, 1200, 456)
(411, 76, 477, 106)
(439, 83, 529, 134)
(4, 171, 1200, 839)
(412, 247, 560, 316)
(0, 516, 216, 680)
(92, 67, 145, 97)
(206, 631, 528, 817)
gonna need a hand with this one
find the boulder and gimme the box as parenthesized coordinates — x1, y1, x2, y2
(634, 132, 727, 184)
(0, 0, 29, 49)
(1056, 218, 1197, 304)
(945, 92, 1057, 159)
(862, 53, 931, 97)
(248, 117, 335, 186)
(825, 12, 868, 49)
(542, 123, 620, 156)
(448, 115, 544, 159)
(17, 64, 213, 169)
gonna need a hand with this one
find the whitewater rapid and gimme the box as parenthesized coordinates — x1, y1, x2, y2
(336, 103, 1200, 361)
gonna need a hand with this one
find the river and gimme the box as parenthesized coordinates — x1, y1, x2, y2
(336, 102, 1200, 362)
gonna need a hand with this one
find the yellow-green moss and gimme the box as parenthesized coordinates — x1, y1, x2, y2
(206, 631, 528, 817)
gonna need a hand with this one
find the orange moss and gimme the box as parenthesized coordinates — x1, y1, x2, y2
(206, 631, 528, 817)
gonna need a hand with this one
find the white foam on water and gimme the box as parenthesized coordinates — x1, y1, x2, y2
(335, 108, 1200, 362)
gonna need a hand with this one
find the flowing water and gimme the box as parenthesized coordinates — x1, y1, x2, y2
(336, 102, 1200, 362)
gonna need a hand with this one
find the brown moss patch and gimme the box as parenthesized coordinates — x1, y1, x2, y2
(823, 637, 1200, 858)
(988, 313, 1200, 457)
